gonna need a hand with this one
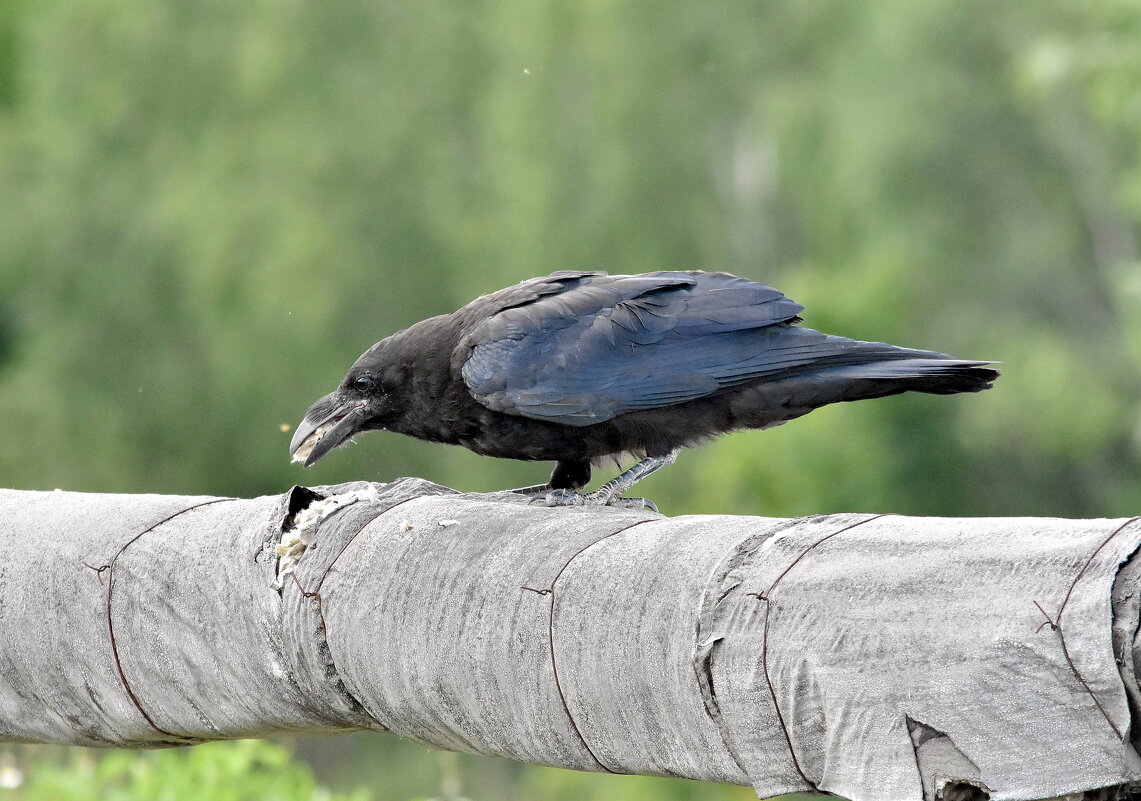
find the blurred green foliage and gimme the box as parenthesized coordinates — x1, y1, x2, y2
(1, 0, 1139, 799)
(3, 0, 1141, 518)
(0, 740, 368, 801)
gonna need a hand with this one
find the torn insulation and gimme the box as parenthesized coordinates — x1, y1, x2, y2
(290, 421, 337, 464)
(275, 485, 379, 586)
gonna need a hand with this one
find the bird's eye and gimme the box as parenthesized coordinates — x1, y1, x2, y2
(353, 375, 375, 391)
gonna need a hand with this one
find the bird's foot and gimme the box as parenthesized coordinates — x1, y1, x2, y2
(535, 488, 659, 513)
(513, 451, 678, 513)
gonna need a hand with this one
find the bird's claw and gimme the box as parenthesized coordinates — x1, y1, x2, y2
(532, 488, 658, 513)
(527, 488, 581, 506)
(609, 496, 659, 513)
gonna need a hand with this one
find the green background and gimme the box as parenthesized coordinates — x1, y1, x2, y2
(1, 1, 1139, 799)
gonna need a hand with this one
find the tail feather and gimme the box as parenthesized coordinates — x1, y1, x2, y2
(726, 340, 998, 431)
(743, 356, 999, 427)
(820, 358, 999, 395)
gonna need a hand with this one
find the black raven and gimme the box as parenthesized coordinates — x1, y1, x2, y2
(290, 270, 997, 509)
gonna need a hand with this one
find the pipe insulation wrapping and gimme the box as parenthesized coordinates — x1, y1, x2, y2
(0, 479, 1138, 801)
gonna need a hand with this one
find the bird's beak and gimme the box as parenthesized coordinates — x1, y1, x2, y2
(289, 393, 369, 467)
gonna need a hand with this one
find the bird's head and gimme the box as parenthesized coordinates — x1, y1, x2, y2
(289, 360, 397, 467)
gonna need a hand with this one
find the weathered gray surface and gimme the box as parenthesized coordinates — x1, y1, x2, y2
(0, 480, 1139, 801)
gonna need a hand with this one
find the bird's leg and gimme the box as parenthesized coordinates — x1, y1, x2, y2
(584, 450, 677, 508)
(590, 450, 678, 499)
(542, 450, 678, 512)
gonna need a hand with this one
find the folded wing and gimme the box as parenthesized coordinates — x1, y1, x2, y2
(459, 271, 977, 426)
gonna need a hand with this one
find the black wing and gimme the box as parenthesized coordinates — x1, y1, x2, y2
(458, 270, 872, 426)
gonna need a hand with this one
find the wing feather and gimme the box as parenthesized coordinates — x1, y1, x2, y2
(459, 270, 932, 426)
